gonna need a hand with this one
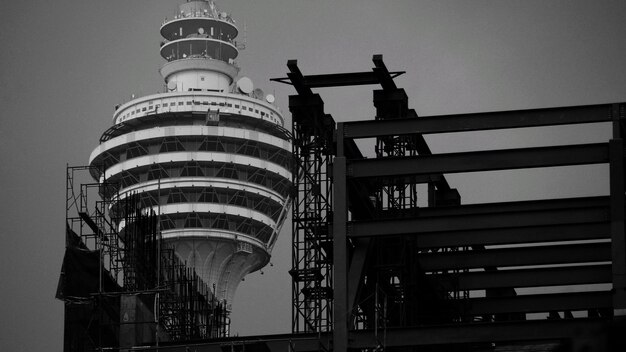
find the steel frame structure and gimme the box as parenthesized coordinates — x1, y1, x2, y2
(278, 55, 473, 341)
(280, 56, 626, 351)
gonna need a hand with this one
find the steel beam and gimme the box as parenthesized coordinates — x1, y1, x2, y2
(286, 60, 313, 96)
(332, 156, 348, 352)
(151, 333, 328, 352)
(464, 291, 612, 315)
(273, 55, 404, 90)
(349, 205, 608, 238)
(343, 103, 621, 139)
(434, 264, 612, 291)
(348, 319, 612, 348)
(284, 71, 406, 88)
(347, 238, 370, 316)
(273, 71, 405, 89)
(610, 138, 626, 311)
(412, 223, 610, 249)
(348, 143, 609, 178)
(137, 319, 621, 351)
(372, 54, 399, 90)
(416, 196, 608, 217)
(418, 242, 611, 271)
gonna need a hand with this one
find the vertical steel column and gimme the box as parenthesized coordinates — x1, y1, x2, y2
(290, 93, 335, 332)
(373, 88, 417, 211)
(610, 106, 626, 314)
(333, 123, 348, 352)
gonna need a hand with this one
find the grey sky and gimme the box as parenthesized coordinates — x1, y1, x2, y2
(2, 0, 626, 350)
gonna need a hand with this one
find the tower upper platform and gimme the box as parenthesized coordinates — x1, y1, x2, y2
(159, 1, 241, 92)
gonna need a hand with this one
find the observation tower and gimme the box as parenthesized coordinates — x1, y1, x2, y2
(89, 0, 291, 313)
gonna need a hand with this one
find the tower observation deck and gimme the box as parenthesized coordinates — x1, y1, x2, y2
(89, 0, 292, 313)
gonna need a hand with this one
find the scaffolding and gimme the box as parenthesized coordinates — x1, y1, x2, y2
(58, 166, 229, 351)
(288, 72, 336, 333)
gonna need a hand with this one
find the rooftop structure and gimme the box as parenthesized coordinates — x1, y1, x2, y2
(89, 0, 291, 315)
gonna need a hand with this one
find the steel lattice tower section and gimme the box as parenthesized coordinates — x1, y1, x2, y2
(286, 63, 336, 333)
(89, 0, 292, 319)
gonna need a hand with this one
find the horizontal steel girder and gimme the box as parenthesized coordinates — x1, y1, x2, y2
(348, 197, 609, 238)
(342, 103, 622, 138)
(411, 223, 610, 249)
(417, 195, 608, 216)
(153, 333, 328, 352)
(419, 242, 611, 271)
(274, 55, 404, 91)
(433, 264, 612, 290)
(464, 290, 612, 315)
(348, 319, 614, 348)
(147, 319, 620, 351)
(286, 71, 405, 88)
(347, 143, 609, 178)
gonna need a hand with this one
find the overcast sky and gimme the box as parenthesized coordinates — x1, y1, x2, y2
(2, 0, 626, 350)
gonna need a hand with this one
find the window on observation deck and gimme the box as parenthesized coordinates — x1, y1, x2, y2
(199, 137, 225, 152)
(181, 161, 204, 177)
(237, 140, 261, 158)
(254, 198, 272, 215)
(229, 191, 247, 207)
(213, 214, 229, 230)
(159, 217, 176, 230)
(247, 169, 269, 187)
(120, 171, 140, 188)
(140, 193, 158, 207)
(198, 187, 219, 203)
(216, 164, 238, 179)
(147, 164, 169, 181)
(257, 227, 272, 242)
(126, 143, 148, 159)
(159, 138, 186, 152)
(167, 188, 188, 203)
(269, 150, 292, 169)
(185, 213, 203, 228)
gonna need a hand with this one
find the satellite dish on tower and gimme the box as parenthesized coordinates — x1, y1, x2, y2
(252, 88, 264, 100)
(265, 94, 275, 104)
(237, 77, 253, 94)
(167, 81, 177, 91)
